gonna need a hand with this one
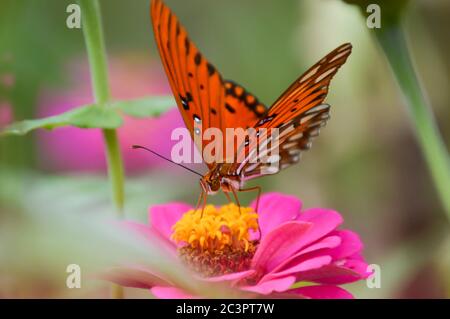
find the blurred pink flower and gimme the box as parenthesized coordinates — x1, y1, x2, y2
(0, 73, 15, 88)
(37, 56, 185, 173)
(107, 193, 370, 298)
(0, 102, 13, 129)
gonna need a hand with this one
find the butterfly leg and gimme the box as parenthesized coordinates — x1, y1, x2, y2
(223, 191, 234, 204)
(195, 187, 204, 211)
(200, 190, 208, 218)
(238, 186, 262, 240)
(230, 187, 242, 215)
(238, 186, 262, 213)
(196, 182, 208, 218)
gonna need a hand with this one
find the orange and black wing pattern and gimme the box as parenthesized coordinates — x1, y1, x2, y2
(234, 44, 352, 179)
(151, 0, 351, 179)
(151, 0, 267, 166)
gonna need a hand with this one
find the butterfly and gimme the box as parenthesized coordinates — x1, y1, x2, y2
(148, 0, 352, 211)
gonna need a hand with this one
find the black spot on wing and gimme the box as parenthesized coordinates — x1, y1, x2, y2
(225, 103, 236, 114)
(224, 80, 267, 119)
(194, 52, 202, 65)
(193, 114, 201, 123)
(207, 63, 216, 76)
(184, 38, 190, 54)
(256, 114, 278, 126)
(179, 94, 189, 110)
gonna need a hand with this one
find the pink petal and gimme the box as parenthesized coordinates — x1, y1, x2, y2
(298, 235, 342, 256)
(260, 256, 332, 283)
(267, 292, 308, 299)
(296, 259, 369, 285)
(348, 252, 366, 262)
(327, 230, 363, 260)
(150, 203, 192, 240)
(266, 235, 341, 276)
(264, 231, 366, 284)
(150, 286, 197, 299)
(251, 193, 301, 237)
(337, 258, 372, 281)
(251, 221, 312, 272)
(296, 208, 343, 246)
(205, 270, 255, 283)
(290, 285, 353, 299)
(241, 276, 296, 295)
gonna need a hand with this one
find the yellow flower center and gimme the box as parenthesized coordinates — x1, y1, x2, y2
(171, 203, 259, 276)
(172, 203, 259, 252)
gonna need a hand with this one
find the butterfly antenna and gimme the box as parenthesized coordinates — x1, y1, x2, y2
(132, 145, 203, 177)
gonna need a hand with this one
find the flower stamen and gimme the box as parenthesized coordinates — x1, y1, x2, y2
(171, 203, 259, 276)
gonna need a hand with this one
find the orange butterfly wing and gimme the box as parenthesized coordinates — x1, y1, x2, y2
(152, 0, 351, 181)
(150, 0, 267, 167)
(234, 44, 352, 179)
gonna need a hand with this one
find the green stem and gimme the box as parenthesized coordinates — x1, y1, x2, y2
(375, 22, 450, 219)
(103, 129, 125, 212)
(78, 0, 111, 104)
(78, 0, 125, 298)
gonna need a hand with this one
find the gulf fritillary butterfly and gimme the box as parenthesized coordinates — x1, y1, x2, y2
(148, 0, 352, 211)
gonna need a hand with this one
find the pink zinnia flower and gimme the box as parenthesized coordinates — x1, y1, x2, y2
(107, 193, 370, 299)
(0, 102, 13, 130)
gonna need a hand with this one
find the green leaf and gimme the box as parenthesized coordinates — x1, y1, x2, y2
(112, 96, 175, 118)
(1, 96, 176, 137)
(1, 105, 123, 136)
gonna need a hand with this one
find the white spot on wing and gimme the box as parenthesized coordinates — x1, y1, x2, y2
(266, 154, 281, 163)
(315, 67, 336, 83)
(289, 133, 303, 140)
(244, 163, 258, 173)
(262, 166, 279, 174)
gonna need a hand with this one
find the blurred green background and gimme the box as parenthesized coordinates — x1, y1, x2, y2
(0, 0, 449, 298)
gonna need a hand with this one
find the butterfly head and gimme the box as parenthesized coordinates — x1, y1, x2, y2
(200, 172, 221, 195)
